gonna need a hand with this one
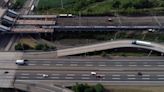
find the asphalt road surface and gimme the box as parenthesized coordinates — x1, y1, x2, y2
(24, 59, 164, 68)
(16, 71, 164, 81)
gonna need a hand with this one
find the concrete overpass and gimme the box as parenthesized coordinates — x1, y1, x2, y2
(56, 40, 164, 57)
(22, 40, 164, 58)
(50, 25, 164, 31)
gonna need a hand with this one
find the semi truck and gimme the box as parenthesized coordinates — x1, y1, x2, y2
(132, 40, 153, 47)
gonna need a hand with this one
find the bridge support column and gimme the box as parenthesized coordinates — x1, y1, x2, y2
(148, 50, 152, 56)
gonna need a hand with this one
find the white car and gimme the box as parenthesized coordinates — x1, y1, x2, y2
(91, 72, 96, 75)
(42, 74, 49, 78)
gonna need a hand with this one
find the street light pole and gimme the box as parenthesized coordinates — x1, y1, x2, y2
(61, 0, 63, 9)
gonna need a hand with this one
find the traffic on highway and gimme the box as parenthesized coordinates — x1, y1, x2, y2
(17, 59, 164, 67)
(16, 71, 164, 81)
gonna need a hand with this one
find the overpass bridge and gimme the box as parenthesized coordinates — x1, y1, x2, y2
(1, 9, 164, 33)
(49, 25, 164, 31)
(56, 40, 164, 57)
(23, 40, 164, 58)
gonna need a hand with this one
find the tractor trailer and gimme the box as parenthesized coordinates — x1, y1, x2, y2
(132, 40, 153, 47)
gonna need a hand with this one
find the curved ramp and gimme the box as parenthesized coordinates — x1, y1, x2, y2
(56, 40, 164, 57)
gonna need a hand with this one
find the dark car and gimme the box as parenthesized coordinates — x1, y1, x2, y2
(137, 72, 142, 76)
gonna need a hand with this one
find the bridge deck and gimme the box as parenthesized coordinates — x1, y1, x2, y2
(16, 19, 56, 25)
(11, 28, 53, 33)
(57, 16, 161, 26)
(20, 15, 57, 19)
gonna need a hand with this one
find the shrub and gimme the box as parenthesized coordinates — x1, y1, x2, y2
(15, 43, 31, 50)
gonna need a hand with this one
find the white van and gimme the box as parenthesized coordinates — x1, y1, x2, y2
(91, 72, 96, 75)
(15, 60, 26, 65)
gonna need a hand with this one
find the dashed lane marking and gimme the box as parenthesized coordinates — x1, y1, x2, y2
(65, 77, 74, 79)
(112, 75, 120, 77)
(67, 74, 75, 76)
(127, 78, 136, 80)
(20, 73, 29, 75)
(70, 64, 78, 66)
(112, 78, 120, 80)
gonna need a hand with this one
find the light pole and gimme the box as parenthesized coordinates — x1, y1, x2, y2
(61, 0, 63, 9)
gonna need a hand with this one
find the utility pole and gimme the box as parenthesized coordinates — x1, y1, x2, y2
(79, 11, 81, 26)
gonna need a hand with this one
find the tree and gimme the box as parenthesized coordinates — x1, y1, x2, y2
(15, 43, 23, 50)
(94, 83, 105, 92)
(15, 43, 31, 50)
(84, 87, 94, 92)
(122, 1, 133, 9)
(112, 0, 121, 8)
(35, 44, 44, 50)
(72, 83, 105, 92)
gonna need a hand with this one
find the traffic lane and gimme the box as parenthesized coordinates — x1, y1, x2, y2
(25, 60, 164, 67)
(16, 74, 164, 81)
(16, 71, 164, 78)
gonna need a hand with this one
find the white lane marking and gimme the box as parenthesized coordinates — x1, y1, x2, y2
(37, 73, 43, 75)
(127, 75, 135, 77)
(70, 64, 78, 66)
(115, 65, 123, 67)
(127, 78, 136, 80)
(142, 78, 150, 80)
(56, 64, 63, 66)
(81, 77, 90, 79)
(42, 64, 50, 66)
(157, 75, 164, 77)
(99, 65, 106, 67)
(85, 62, 92, 63)
(70, 62, 77, 63)
(51, 77, 59, 79)
(67, 74, 75, 76)
(21, 73, 29, 75)
(128, 62, 136, 64)
(142, 75, 150, 77)
(65, 77, 73, 79)
(82, 74, 90, 76)
(20, 76, 29, 78)
(28, 64, 36, 66)
(112, 78, 120, 80)
(52, 74, 60, 76)
(99, 74, 105, 77)
(115, 62, 121, 64)
(85, 64, 93, 66)
(112, 75, 120, 77)
(144, 65, 151, 67)
(36, 77, 43, 79)
(128, 65, 137, 67)
(158, 78, 164, 80)
(157, 65, 164, 67)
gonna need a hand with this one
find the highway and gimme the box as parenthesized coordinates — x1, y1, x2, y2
(16, 71, 164, 81)
(14, 58, 164, 82)
(22, 59, 164, 68)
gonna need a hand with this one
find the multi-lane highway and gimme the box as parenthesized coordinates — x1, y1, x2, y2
(14, 58, 164, 82)
(16, 71, 164, 81)
(21, 59, 164, 69)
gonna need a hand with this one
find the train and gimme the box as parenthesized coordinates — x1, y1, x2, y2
(132, 40, 153, 47)
(58, 14, 73, 17)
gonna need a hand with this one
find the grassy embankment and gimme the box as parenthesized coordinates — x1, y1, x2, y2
(36, 0, 164, 16)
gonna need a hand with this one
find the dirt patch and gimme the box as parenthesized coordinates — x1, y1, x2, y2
(20, 37, 38, 48)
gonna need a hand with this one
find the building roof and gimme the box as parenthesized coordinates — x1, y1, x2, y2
(0, 8, 7, 18)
